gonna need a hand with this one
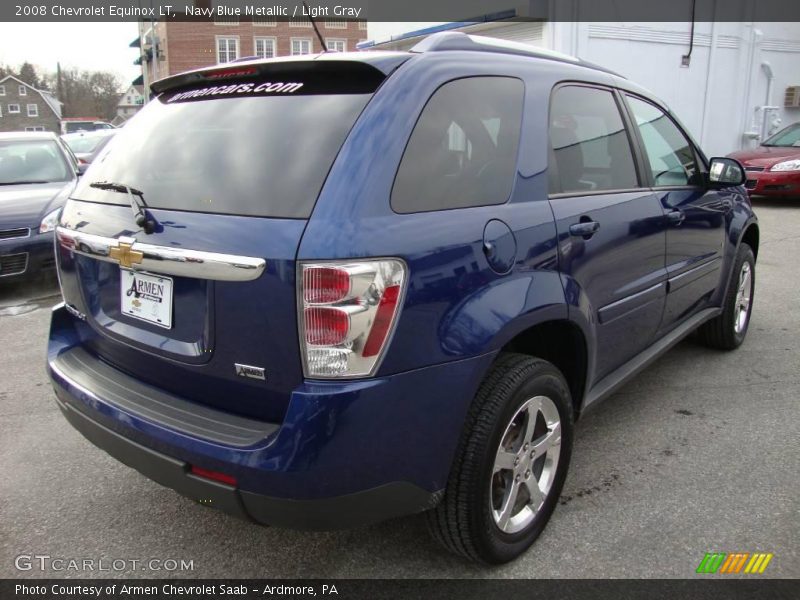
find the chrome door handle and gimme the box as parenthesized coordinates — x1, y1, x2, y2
(666, 210, 685, 225)
(569, 221, 600, 238)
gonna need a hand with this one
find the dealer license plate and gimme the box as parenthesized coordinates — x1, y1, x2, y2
(120, 269, 173, 329)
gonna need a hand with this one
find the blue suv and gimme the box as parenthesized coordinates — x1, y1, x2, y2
(47, 33, 758, 564)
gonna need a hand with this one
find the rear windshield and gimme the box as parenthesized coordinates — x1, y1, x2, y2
(64, 122, 95, 133)
(72, 82, 371, 218)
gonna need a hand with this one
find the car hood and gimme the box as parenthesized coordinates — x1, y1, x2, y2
(0, 181, 74, 229)
(728, 146, 800, 168)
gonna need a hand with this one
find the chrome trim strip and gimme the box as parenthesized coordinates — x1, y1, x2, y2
(56, 227, 265, 282)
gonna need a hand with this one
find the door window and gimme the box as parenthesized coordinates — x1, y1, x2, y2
(549, 86, 638, 194)
(626, 95, 700, 187)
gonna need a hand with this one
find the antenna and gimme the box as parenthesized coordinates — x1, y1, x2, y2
(303, 1, 328, 53)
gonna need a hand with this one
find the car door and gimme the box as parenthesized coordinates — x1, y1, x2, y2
(548, 84, 668, 381)
(622, 94, 729, 335)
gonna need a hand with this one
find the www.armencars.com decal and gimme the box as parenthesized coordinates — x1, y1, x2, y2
(167, 81, 304, 102)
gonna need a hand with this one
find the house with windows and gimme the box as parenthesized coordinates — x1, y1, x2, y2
(0, 75, 62, 133)
(133, 8, 367, 101)
(114, 82, 146, 126)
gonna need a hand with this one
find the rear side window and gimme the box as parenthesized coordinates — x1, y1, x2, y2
(625, 95, 701, 187)
(549, 85, 638, 194)
(391, 77, 524, 214)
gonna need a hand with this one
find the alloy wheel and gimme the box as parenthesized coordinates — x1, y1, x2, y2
(490, 395, 562, 534)
(734, 261, 753, 334)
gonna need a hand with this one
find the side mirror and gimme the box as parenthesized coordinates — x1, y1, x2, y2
(708, 157, 745, 187)
(76, 163, 88, 176)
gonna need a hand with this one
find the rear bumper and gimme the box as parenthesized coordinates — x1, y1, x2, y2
(0, 230, 55, 280)
(47, 304, 493, 529)
(744, 170, 800, 197)
(54, 392, 438, 529)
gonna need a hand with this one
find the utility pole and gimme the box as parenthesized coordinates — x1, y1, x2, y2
(150, 0, 159, 85)
(56, 62, 65, 117)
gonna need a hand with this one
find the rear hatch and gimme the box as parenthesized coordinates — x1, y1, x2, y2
(55, 58, 399, 422)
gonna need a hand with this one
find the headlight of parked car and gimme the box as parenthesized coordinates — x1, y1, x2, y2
(39, 208, 62, 234)
(770, 159, 800, 172)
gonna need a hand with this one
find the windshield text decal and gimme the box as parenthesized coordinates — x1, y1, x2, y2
(167, 82, 304, 102)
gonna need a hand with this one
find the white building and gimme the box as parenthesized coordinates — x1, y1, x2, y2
(114, 84, 145, 126)
(366, 16, 800, 156)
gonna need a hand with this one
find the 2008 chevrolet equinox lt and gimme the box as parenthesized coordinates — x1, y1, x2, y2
(47, 32, 758, 564)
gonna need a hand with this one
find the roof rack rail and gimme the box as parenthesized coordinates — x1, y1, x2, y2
(410, 32, 622, 77)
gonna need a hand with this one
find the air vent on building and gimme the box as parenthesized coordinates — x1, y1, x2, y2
(785, 86, 800, 108)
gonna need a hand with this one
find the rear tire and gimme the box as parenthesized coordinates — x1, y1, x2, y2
(426, 353, 573, 564)
(697, 243, 755, 350)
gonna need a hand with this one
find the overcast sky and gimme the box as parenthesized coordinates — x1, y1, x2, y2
(0, 22, 141, 85)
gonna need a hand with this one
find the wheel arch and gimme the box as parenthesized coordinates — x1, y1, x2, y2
(740, 220, 760, 260)
(500, 319, 589, 420)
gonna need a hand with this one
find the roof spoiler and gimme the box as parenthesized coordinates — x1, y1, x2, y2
(150, 55, 409, 97)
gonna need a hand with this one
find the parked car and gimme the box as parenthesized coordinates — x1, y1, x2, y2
(61, 119, 116, 134)
(729, 122, 800, 198)
(61, 130, 117, 166)
(47, 33, 758, 564)
(0, 132, 80, 281)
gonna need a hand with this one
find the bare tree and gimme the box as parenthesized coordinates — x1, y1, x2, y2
(89, 71, 123, 120)
(17, 62, 41, 88)
(43, 67, 122, 120)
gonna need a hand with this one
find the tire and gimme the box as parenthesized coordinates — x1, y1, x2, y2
(697, 243, 755, 350)
(426, 353, 573, 564)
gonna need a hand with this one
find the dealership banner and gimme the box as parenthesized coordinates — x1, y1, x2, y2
(3, 0, 800, 22)
(2, 579, 798, 600)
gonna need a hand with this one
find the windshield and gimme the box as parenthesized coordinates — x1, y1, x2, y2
(0, 140, 72, 184)
(763, 123, 800, 147)
(72, 89, 371, 218)
(64, 133, 111, 154)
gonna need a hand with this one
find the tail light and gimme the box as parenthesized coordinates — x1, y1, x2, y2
(299, 260, 406, 378)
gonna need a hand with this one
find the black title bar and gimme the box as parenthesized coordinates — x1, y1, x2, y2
(4, 0, 800, 22)
(2, 579, 799, 600)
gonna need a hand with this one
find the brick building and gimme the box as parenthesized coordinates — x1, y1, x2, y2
(0, 75, 62, 133)
(135, 13, 367, 98)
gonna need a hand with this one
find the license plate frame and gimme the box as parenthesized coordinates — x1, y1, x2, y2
(120, 269, 173, 329)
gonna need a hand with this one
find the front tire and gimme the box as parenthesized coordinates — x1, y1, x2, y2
(426, 353, 573, 564)
(697, 243, 755, 350)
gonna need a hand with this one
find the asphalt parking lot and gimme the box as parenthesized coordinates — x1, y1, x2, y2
(1, 200, 798, 579)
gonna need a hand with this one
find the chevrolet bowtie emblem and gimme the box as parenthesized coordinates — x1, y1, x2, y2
(109, 241, 144, 268)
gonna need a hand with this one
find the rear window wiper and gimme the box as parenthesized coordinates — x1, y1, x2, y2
(0, 180, 50, 185)
(89, 180, 158, 234)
